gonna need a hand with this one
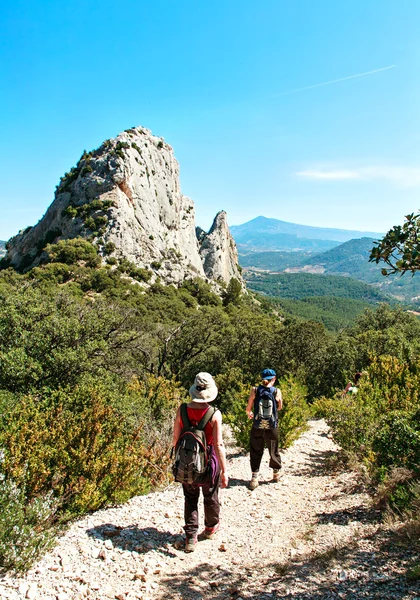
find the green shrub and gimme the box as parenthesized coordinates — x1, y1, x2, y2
(103, 241, 116, 255)
(45, 238, 100, 267)
(180, 278, 221, 307)
(63, 206, 78, 218)
(0, 475, 57, 573)
(94, 216, 108, 229)
(218, 368, 252, 451)
(317, 355, 420, 497)
(0, 385, 164, 518)
(84, 216, 96, 230)
(117, 258, 151, 282)
(373, 411, 420, 472)
(314, 392, 378, 459)
(277, 377, 311, 448)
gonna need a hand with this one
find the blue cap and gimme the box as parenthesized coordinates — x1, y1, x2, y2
(261, 368, 276, 379)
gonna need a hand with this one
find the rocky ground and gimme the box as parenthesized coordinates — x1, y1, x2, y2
(1, 419, 419, 600)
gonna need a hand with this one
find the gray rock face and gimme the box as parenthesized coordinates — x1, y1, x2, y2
(199, 211, 243, 284)
(5, 127, 243, 287)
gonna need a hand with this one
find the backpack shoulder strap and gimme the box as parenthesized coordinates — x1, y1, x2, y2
(197, 406, 216, 431)
(180, 403, 190, 428)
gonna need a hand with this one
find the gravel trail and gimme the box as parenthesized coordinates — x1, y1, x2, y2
(2, 419, 419, 600)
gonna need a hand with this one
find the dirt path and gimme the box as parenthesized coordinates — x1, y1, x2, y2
(1, 420, 419, 599)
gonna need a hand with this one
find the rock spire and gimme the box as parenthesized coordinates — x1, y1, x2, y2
(5, 126, 243, 288)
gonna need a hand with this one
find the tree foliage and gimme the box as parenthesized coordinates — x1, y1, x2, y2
(370, 211, 420, 275)
(1, 236, 420, 570)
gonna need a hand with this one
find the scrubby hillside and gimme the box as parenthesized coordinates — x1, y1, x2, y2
(1, 235, 420, 577)
(240, 238, 420, 306)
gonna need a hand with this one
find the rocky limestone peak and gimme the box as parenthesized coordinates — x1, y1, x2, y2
(199, 211, 243, 285)
(5, 126, 244, 288)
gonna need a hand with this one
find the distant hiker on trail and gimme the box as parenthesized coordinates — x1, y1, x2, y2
(343, 371, 363, 396)
(246, 368, 283, 491)
(172, 372, 228, 553)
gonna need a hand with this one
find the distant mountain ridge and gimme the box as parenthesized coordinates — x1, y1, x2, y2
(240, 237, 420, 307)
(0, 241, 6, 258)
(231, 216, 383, 252)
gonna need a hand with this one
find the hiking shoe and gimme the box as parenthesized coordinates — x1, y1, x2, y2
(184, 536, 197, 553)
(203, 522, 220, 539)
(272, 469, 281, 482)
(249, 476, 259, 491)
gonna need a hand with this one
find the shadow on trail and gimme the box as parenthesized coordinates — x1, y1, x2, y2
(86, 524, 178, 557)
(157, 529, 419, 599)
(292, 448, 344, 477)
(227, 477, 250, 487)
(267, 527, 420, 600)
(158, 561, 249, 600)
(228, 478, 279, 489)
(226, 450, 246, 460)
(317, 505, 382, 526)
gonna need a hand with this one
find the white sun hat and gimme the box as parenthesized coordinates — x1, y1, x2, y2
(189, 372, 218, 403)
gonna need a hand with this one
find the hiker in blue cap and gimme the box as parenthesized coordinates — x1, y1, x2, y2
(245, 368, 283, 490)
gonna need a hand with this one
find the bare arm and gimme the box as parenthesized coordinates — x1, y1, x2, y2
(342, 382, 352, 397)
(276, 388, 283, 410)
(212, 410, 229, 488)
(172, 406, 182, 447)
(246, 387, 256, 419)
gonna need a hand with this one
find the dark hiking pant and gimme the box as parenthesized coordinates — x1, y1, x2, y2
(182, 473, 220, 538)
(250, 427, 282, 473)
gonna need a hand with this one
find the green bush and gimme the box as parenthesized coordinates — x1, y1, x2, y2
(84, 216, 96, 230)
(103, 241, 116, 255)
(46, 238, 100, 267)
(0, 384, 166, 518)
(217, 368, 252, 451)
(277, 377, 311, 448)
(180, 278, 221, 306)
(0, 475, 57, 573)
(373, 411, 420, 472)
(63, 205, 78, 218)
(313, 392, 378, 460)
(317, 354, 420, 507)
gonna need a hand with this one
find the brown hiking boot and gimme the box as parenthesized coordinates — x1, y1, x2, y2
(249, 474, 259, 490)
(272, 469, 281, 482)
(184, 535, 198, 552)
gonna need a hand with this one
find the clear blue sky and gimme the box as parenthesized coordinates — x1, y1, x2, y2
(1, 0, 419, 240)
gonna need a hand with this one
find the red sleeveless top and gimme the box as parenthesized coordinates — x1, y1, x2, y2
(180, 405, 214, 445)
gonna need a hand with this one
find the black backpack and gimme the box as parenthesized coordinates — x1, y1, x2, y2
(253, 385, 278, 429)
(172, 404, 216, 485)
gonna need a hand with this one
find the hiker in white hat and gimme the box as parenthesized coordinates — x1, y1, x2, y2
(172, 373, 228, 552)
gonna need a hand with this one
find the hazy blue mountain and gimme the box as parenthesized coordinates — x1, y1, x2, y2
(0, 241, 6, 258)
(236, 233, 338, 252)
(231, 216, 383, 251)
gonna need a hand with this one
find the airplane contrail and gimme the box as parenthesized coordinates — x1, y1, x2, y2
(273, 65, 396, 97)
